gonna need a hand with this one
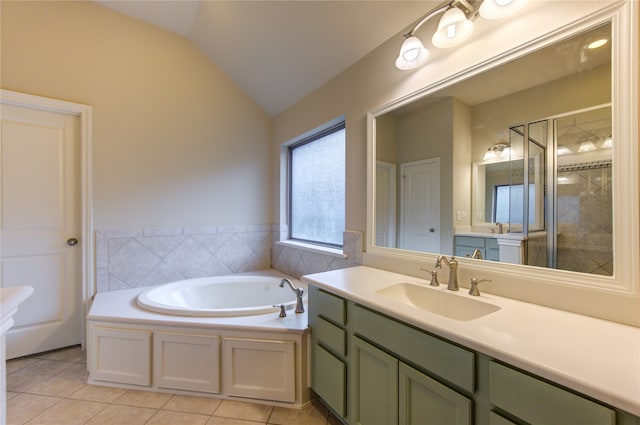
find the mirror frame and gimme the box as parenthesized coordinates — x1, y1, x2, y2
(365, 1, 638, 324)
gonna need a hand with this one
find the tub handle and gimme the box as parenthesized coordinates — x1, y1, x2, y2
(273, 304, 287, 318)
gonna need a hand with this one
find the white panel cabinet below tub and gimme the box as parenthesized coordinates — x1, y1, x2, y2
(90, 326, 152, 386)
(154, 332, 220, 393)
(223, 337, 295, 403)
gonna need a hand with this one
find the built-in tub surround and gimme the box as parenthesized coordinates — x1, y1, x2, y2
(96, 226, 363, 292)
(87, 270, 310, 407)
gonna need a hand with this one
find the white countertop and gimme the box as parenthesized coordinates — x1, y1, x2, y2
(302, 266, 640, 416)
(1, 286, 34, 334)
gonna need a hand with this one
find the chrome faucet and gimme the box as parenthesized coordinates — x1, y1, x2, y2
(279, 278, 305, 313)
(435, 255, 459, 291)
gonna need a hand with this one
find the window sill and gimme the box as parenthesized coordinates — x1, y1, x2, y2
(276, 240, 348, 259)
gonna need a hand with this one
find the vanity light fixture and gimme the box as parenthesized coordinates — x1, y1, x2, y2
(432, 5, 475, 48)
(601, 135, 613, 148)
(557, 145, 573, 156)
(396, 0, 529, 70)
(483, 142, 510, 160)
(479, 0, 529, 20)
(577, 139, 597, 153)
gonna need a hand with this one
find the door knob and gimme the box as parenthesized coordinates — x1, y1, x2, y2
(429, 228, 436, 233)
(66, 238, 79, 246)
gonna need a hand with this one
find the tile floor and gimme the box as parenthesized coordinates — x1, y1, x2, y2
(6, 346, 338, 425)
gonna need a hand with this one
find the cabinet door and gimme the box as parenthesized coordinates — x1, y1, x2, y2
(399, 363, 472, 425)
(224, 338, 296, 403)
(90, 326, 151, 386)
(352, 336, 398, 425)
(154, 332, 219, 393)
(313, 343, 346, 417)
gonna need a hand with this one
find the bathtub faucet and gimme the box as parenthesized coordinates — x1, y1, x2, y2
(279, 279, 305, 314)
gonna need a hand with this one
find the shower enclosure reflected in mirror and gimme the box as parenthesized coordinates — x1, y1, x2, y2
(372, 22, 614, 276)
(473, 106, 612, 275)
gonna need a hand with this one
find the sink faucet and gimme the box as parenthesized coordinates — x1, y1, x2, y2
(435, 256, 459, 291)
(471, 249, 483, 260)
(279, 278, 305, 313)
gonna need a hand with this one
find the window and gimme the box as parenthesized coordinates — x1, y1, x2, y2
(493, 183, 537, 225)
(289, 121, 345, 247)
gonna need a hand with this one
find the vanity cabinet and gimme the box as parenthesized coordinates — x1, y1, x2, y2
(308, 284, 639, 425)
(455, 236, 499, 261)
(308, 286, 348, 419)
(310, 287, 473, 425)
(489, 361, 615, 425)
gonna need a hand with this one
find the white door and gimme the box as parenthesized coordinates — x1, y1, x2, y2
(1, 104, 82, 358)
(400, 158, 440, 253)
(375, 161, 396, 248)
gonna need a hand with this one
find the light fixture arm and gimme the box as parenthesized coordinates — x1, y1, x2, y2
(403, 2, 452, 38)
(404, 0, 479, 38)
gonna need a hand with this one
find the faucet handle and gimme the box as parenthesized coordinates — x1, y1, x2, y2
(420, 268, 440, 287)
(469, 278, 492, 296)
(429, 270, 440, 287)
(273, 304, 287, 317)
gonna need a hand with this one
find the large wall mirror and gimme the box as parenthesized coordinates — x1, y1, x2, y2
(367, 2, 637, 294)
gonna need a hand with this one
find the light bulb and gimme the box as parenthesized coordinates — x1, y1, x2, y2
(479, 0, 529, 20)
(432, 7, 474, 48)
(578, 140, 597, 152)
(395, 36, 429, 70)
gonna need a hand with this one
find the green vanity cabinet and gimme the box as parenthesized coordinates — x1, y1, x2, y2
(308, 285, 348, 420)
(489, 361, 615, 425)
(308, 284, 639, 425)
(455, 236, 499, 261)
(352, 336, 398, 425)
(399, 362, 472, 425)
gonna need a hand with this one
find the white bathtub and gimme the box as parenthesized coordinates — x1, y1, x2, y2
(136, 274, 307, 317)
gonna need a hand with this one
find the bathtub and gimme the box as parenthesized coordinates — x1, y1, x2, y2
(136, 274, 307, 317)
(87, 270, 310, 407)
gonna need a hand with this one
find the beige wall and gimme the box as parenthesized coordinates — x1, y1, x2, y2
(273, 1, 639, 325)
(1, 1, 272, 228)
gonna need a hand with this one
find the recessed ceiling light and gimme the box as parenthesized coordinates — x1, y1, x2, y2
(588, 38, 608, 49)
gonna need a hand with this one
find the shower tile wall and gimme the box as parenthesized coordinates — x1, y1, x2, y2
(96, 226, 363, 292)
(556, 166, 613, 275)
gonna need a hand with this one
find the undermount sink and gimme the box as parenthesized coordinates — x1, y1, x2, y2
(375, 282, 500, 321)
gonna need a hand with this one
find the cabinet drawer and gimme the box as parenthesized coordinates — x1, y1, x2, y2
(316, 289, 346, 325)
(352, 305, 474, 393)
(489, 361, 615, 425)
(456, 236, 486, 248)
(316, 316, 346, 355)
(312, 344, 346, 417)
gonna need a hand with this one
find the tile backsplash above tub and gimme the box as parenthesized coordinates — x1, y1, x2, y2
(95, 226, 363, 292)
(96, 225, 271, 292)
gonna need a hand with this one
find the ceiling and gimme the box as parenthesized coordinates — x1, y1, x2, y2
(95, 1, 438, 116)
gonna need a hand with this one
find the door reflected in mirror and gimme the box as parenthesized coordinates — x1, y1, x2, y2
(372, 22, 613, 276)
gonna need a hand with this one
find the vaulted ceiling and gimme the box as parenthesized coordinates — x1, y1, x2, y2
(95, 1, 438, 116)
